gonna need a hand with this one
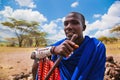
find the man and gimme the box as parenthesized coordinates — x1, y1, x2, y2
(32, 12, 106, 80)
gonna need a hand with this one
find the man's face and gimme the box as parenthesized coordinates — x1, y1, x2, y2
(64, 13, 84, 40)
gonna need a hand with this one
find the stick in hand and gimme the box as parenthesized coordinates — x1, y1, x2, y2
(45, 34, 79, 80)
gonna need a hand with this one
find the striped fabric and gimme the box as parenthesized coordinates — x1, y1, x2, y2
(37, 58, 60, 80)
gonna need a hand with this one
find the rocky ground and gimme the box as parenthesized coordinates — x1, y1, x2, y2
(104, 55, 120, 80)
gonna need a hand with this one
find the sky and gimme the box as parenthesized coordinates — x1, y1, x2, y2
(0, 0, 120, 41)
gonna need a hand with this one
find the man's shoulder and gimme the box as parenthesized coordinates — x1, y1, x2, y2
(87, 36, 105, 47)
(86, 36, 106, 55)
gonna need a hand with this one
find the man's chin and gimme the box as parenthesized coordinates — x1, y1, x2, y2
(66, 34, 75, 40)
(66, 36, 72, 40)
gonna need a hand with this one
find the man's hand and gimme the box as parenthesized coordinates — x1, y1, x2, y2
(53, 40, 79, 57)
(31, 50, 37, 59)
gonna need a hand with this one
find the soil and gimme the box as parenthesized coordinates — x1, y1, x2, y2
(0, 48, 120, 80)
(0, 49, 34, 79)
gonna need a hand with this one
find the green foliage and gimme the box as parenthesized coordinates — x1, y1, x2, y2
(1, 22, 14, 28)
(110, 25, 120, 32)
(5, 37, 18, 47)
(98, 36, 118, 44)
(0, 43, 6, 47)
(98, 36, 109, 43)
(0, 41, 9, 47)
(110, 24, 120, 38)
(1, 17, 48, 47)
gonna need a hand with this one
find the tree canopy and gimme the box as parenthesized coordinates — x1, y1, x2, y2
(110, 24, 120, 38)
(1, 18, 47, 47)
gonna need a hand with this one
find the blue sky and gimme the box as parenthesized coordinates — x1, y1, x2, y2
(0, 0, 120, 41)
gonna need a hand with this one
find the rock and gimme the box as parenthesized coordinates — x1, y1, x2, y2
(9, 72, 32, 80)
(104, 56, 120, 80)
(9, 67, 13, 69)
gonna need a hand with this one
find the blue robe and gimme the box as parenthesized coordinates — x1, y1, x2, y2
(52, 36, 106, 80)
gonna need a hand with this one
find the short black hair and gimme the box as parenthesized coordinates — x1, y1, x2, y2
(68, 12, 85, 26)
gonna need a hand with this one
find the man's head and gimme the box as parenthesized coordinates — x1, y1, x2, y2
(64, 12, 86, 40)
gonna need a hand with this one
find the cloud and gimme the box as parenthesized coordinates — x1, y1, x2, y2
(15, 0, 36, 8)
(0, 6, 47, 22)
(71, 1, 79, 8)
(41, 18, 66, 41)
(0, 6, 13, 20)
(108, 1, 120, 16)
(0, 6, 47, 39)
(0, 29, 15, 38)
(42, 21, 57, 34)
(47, 29, 65, 41)
(93, 14, 102, 18)
(94, 29, 111, 38)
(84, 1, 120, 38)
(12, 9, 47, 22)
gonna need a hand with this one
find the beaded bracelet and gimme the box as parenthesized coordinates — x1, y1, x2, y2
(50, 46, 56, 54)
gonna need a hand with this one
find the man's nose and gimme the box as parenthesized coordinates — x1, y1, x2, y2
(65, 24, 73, 32)
(65, 23, 73, 29)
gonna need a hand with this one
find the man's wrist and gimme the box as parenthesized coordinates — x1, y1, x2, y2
(50, 46, 56, 54)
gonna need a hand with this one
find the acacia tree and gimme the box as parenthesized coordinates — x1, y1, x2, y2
(5, 37, 18, 47)
(1, 18, 43, 47)
(20, 34, 33, 47)
(110, 25, 120, 38)
(98, 36, 118, 44)
(98, 36, 109, 43)
(30, 30, 47, 47)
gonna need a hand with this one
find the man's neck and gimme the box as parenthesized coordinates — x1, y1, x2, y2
(75, 36, 84, 46)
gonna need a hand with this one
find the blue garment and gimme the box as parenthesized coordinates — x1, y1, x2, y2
(52, 36, 106, 80)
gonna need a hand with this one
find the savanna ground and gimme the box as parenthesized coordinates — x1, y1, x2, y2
(0, 42, 120, 80)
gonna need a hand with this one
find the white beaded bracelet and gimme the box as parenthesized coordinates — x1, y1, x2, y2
(36, 46, 52, 59)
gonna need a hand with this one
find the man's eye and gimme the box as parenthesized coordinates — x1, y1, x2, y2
(64, 21, 68, 26)
(64, 20, 80, 26)
(71, 20, 79, 25)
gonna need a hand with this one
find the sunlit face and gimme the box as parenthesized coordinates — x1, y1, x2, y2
(64, 13, 84, 40)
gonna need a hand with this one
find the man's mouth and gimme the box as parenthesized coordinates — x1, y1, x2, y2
(66, 33, 74, 40)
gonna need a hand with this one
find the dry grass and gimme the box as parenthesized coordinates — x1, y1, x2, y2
(105, 42, 120, 54)
(0, 47, 36, 54)
(0, 42, 119, 79)
(105, 41, 120, 62)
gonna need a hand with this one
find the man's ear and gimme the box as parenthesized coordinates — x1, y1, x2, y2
(83, 25, 86, 31)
